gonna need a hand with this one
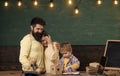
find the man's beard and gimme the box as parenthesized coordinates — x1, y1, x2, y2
(32, 32, 43, 42)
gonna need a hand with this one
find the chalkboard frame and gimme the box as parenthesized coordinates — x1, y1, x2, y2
(104, 40, 120, 71)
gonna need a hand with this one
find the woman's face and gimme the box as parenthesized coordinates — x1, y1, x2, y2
(41, 36, 48, 47)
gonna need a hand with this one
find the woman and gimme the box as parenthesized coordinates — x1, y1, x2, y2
(41, 34, 60, 73)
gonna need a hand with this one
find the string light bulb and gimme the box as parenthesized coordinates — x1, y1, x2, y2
(97, 0, 102, 5)
(4, 0, 8, 7)
(17, 0, 22, 7)
(74, 6, 79, 15)
(68, 0, 72, 5)
(34, 0, 38, 6)
(114, 0, 118, 5)
(49, 0, 54, 8)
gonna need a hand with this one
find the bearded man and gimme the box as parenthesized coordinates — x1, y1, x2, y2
(19, 17, 46, 73)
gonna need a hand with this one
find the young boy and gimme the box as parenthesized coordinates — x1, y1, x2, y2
(59, 42, 80, 73)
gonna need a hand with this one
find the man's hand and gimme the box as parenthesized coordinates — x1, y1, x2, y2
(23, 65, 34, 71)
(29, 58, 36, 65)
(35, 68, 45, 74)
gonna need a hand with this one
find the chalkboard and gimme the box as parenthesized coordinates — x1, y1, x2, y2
(104, 40, 120, 69)
(1, 0, 120, 45)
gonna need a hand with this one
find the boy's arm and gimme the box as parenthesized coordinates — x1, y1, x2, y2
(70, 63, 80, 70)
(69, 56, 80, 70)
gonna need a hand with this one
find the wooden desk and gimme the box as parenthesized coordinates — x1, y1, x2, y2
(0, 71, 21, 76)
(0, 71, 103, 76)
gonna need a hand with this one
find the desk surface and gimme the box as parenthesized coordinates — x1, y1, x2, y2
(0, 71, 103, 76)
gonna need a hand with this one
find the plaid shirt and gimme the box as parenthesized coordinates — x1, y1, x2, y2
(59, 54, 80, 72)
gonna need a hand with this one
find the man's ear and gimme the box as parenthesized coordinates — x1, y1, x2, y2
(30, 26, 33, 31)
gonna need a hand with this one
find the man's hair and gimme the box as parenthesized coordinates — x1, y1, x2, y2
(30, 17, 46, 26)
(60, 42, 72, 53)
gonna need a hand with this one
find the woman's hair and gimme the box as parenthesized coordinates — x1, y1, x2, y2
(42, 30, 49, 37)
(60, 42, 72, 53)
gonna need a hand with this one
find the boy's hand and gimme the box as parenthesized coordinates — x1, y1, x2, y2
(64, 66, 71, 72)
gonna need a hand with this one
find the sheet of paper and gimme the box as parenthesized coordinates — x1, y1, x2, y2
(62, 71, 80, 74)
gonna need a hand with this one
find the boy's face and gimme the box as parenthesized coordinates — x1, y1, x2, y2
(63, 51, 72, 58)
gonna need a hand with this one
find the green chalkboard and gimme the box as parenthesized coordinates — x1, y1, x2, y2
(0, 0, 120, 45)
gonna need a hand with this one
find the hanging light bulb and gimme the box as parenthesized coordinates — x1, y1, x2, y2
(97, 0, 102, 5)
(114, 0, 118, 5)
(34, 0, 38, 6)
(68, 0, 72, 5)
(18, 0, 22, 7)
(4, 0, 8, 7)
(49, 0, 54, 8)
(74, 6, 79, 15)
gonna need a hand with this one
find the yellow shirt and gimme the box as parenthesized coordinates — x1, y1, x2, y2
(64, 58, 69, 68)
(44, 42, 59, 73)
(19, 34, 44, 71)
(64, 58, 79, 70)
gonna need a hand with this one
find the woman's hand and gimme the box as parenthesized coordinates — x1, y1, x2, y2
(45, 36, 52, 44)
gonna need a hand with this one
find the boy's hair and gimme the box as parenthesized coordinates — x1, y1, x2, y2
(60, 42, 72, 53)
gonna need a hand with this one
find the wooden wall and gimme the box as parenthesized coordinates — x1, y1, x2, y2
(0, 45, 105, 71)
